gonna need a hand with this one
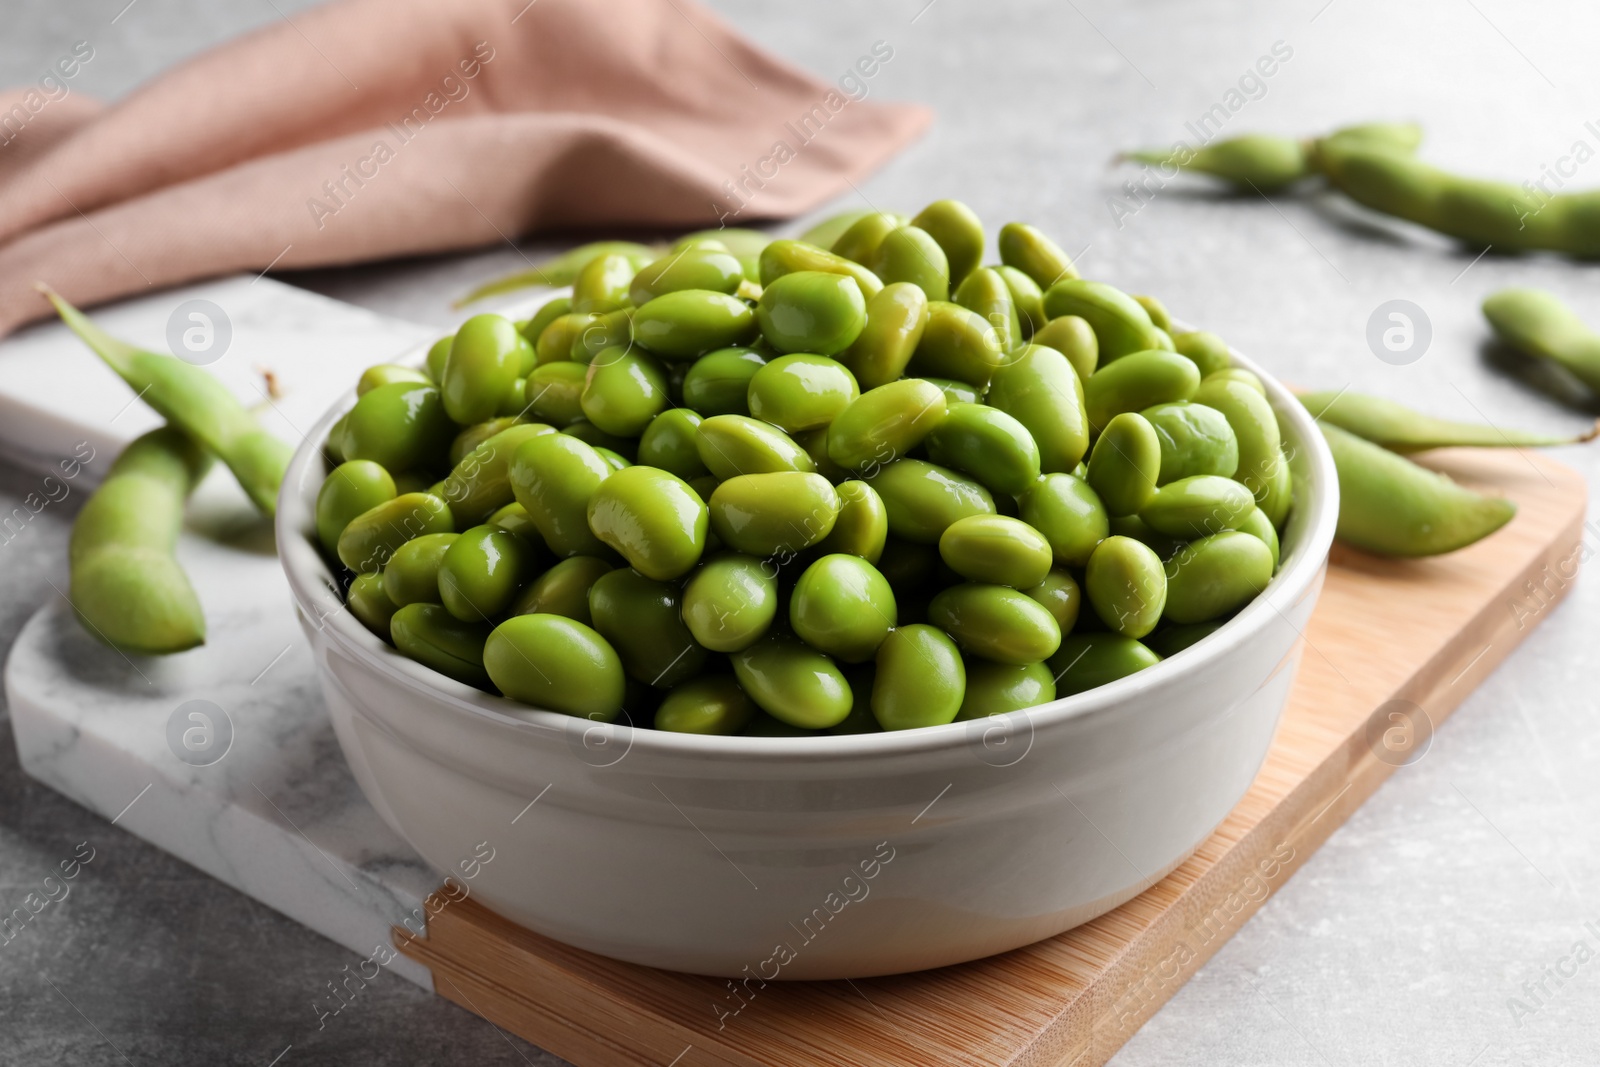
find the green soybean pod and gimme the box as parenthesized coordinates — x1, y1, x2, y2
(826, 378, 948, 473)
(524, 362, 588, 427)
(1319, 422, 1515, 557)
(1023, 568, 1082, 635)
(682, 552, 779, 652)
(580, 347, 670, 436)
(340, 380, 457, 475)
(954, 267, 1023, 353)
(655, 676, 757, 735)
(830, 211, 906, 265)
(985, 344, 1091, 473)
(924, 401, 1042, 496)
(1298, 387, 1598, 451)
(682, 347, 768, 416)
(1144, 621, 1225, 658)
(1163, 531, 1274, 623)
(1120, 134, 1311, 190)
(1041, 279, 1170, 361)
(939, 514, 1053, 589)
(790, 554, 897, 662)
(382, 532, 458, 607)
(1142, 401, 1240, 484)
(695, 414, 815, 480)
(68, 427, 211, 654)
(570, 252, 637, 314)
(757, 239, 885, 299)
(588, 568, 707, 687)
(1139, 475, 1256, 539)
(1172, 330, 1233, 378)
(1195, 377, 1284, 501)
(1086, 412, 1160, 517)
(1082, 350, 1201, 433)
(756, 271, 868, 356)
(872, 624, 966, 730)
(907, 301, 1005, 387)
(390, 603, 492, 689)
(1482, 288, 1600, 393)
(1030, 315, 1098, 381)
(637, 408, 709, 480)
(708, 472, 840, 556)
(425, 335, 453, 382)
(631, 290, 757, 360)
(733, 634, 854, 729)
(535, 312, 596, 366)
(1020, 472, 1109, 567)
(485, 614, 627, 720)
(815, 480, 889, 563)
(438, 524, 538, 622)
(337, 492, 455, 574)
(519, 296, 572, 347)
(629, 247, 744, 305)
(347, 572, 399, 640)
(955, 660, 1055, 721)
(839, 282, 930, 390)
(866, 459, 995, 544)
(929, 583, 1061, 664)
(1049, 633, 1160, 696)
(997, 222, 1078, 289)
(440, 423, 557, 526)
(509, 433, 613, 558)
(586, 465, 708, 581)
(316, 460, 397, 556)
(357, 364, 432, 396)
(510, 556, 612, 624)
(869, 225, 951, 302)
(442, 314, 524, 425)
(1238, 506, 1281, 570)
(1084, 535, 1167, 638)
(747, 354, 861, 433)
(995, 265, 1046, 339)
(912, 200, 985, 289)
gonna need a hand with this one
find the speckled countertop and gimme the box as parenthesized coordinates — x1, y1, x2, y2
(4, 1, 1600, 1064)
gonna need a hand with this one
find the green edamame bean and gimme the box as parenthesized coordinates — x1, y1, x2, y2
(790, 554, 896, 662)
(1483, 288, 1600, 393)
(868, 225, 951, 302)
(756, 271, 868, 356)
(440, 423, 556, 526)
(871, 624, 966, 730)
(497, 377, 528, 418)
(997, 222, 1078, 288)
(924, 401, 1041, 496)
(459, 241, 655, 302)
(316, 460, 397, 555)
(509, 433, 613, 558)
(682, 553, 778, 652)
(1108, 514, 1186, 559)
(382, 532, 458, 607)
(866, 459, 995, 544)
(1042, 279, 1170, 361)
(1049, 633, 1160, 696)
(1238, 506, 1281, 569)
(839, 282, 930, 390)
(628, 247, 744, 305)
(747, 354, 860, 432)
(588, 568, 706, 687)
(511, 555, 613, 623)
(675, 228, 770, 260)
(570, 308, 634, 364)
(487, 502, 542, 545)
(1020, 472, 1109, 566)
(439, 524, 538, 621)
(1195, 378, 1283, 501)
(829, 666, 882, 734)
(1203, 368, 1264, 394)
(733, 634, 853, 729)
(955, 661, 1055, 720)
(1299, 387, 1597, 451)
(826, 379, 948, 472)
(1142, 401, 1240, 484)
(636, 408, 708, 480)
(1163, 531, 1274, 623)
(524, 362, 587, 427)
(1320, 422, 1515, 556)
(1085, 535, 1167, 638)
(1144, 621, 1225, 658)
(830, 212, 905, 265)
(929, 583, 1061, 664)
(1023, 568, 1081, 634)
(337, 492, 455, 574)
(425, 336, 452, 383)
(347, 572, 398, 640)
(907, 301, 1005, 386)
(1139, 475, 1256, 539)
(570, 252, 636, 314)
(695, 414, 814, 480)
(985, 344, 1091, 472)
(484, 614, 626, 720)
(708, 472, 840, 556)
(536, 312, 596, 366)
(1119, 134, 1312, 190)
(912, 200, 985, 289)
(519, 296, 572, 348)
(797, 210, 876, 252)
(682, 348, 767, 416)
(793, 427, 847, 482)
(1259, 450, 1293, 530)
(922, 377, 982, 405)
(586, 465, 707, 581)
(654, 676, 757, 735)
(1030, 314, 1098, 381)
(939, 514, 1052, 589)
(1086, 412, 1160, 517)
(390, 603, 492, 689)
(757, 239, 884, 299)
(340, 381, 456, 475)
(954, 267, 1023, 353)
(580, 347, 670, 436)
(815, 480, 889, 563)
(1133, 295, 1172, 333)
(563, 420, 636, 460)
(1172, 330, 1232, 377)
(357, 364, 432, 396)
(1083, 350, 1201, 433)
(442, 314, 524, 425)
(632, 290, 757, 360)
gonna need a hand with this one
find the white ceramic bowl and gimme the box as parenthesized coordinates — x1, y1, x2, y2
(277, 340, 1338, 980)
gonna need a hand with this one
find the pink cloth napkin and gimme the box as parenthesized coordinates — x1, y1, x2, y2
(0, 0, 929, 337)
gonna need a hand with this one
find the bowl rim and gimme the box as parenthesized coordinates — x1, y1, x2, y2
(276, 315, 1339, 763)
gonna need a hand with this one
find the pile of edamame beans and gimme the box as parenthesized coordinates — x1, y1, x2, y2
(315, 202, 1294, 735)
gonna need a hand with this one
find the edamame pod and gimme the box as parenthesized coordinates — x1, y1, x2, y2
(747, 354, 860, 432)
(758, 239, 884, 298)
(1484, 290, 1600, 393)
(1030, 315, 1098, 380)
(1020, 472, 1109, 566)
(637, 408, 709, 480)
(485, 614, 626, 719)
(938, 514, 1053, 589)
(839, 282, 930, 390)
(867, 459, 996, 543)
(1082, 350, 1201, 432)
(1085, 535, 1167, 638)
(682, 348, 768, 415)
(382, 532, 458, 607)
(440, 423, 556, 526)
(682, 553, 779, 652)
(708, 472, 840, 556)
(872, 624, 965, 730)
(1049, 633, 1160, 696)
(790, 554, 897, 662)
(510, 555, 613, 623)
(316, 460, 397, 556)
(1300, 386, 1599, 451)
(955, 661, 1055, 720)
(929, 583, 1061, 664)
(695, 414, 815, 480)
(580, 347, 670, 436)
(588, 568, 707, 687)
(1118, 134, 1312, 190)
(628, 247, 744, 305)
(1041, 280, 1170, 361)
(632, 290, 758, 360)
(390, 603, 492, 689)
(733, 634, 853, 729)
(1139, 475, 1256, 539)
(826, 379, 948, 473)
(1163, 531, 1274, 623)
(443, 314, 525, 425)
(925, 401, 1042, 496)
(439, 524, 539, 621)
(1142, 401, 1240, 484)
(1086, 412, 1160, 517)
(586, 465, 708, 581)
(907, 301, 1005, 386)
(815, 480, 888, 563)
(509, 433, 613, 558)
(337, 493, 455, 574)
(997, 222, 1078, 288)
(869, 225, 951, 302)
(756, 271, 868, 355)
(655, 676, 757, 735)
(985, 344, 1090, 472)
(912, 200, 985, 289)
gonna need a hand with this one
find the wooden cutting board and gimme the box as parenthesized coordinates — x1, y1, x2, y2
(392, 448, 1588, 1067)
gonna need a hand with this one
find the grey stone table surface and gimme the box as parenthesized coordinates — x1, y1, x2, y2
(4, 0, 1600, 1064)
